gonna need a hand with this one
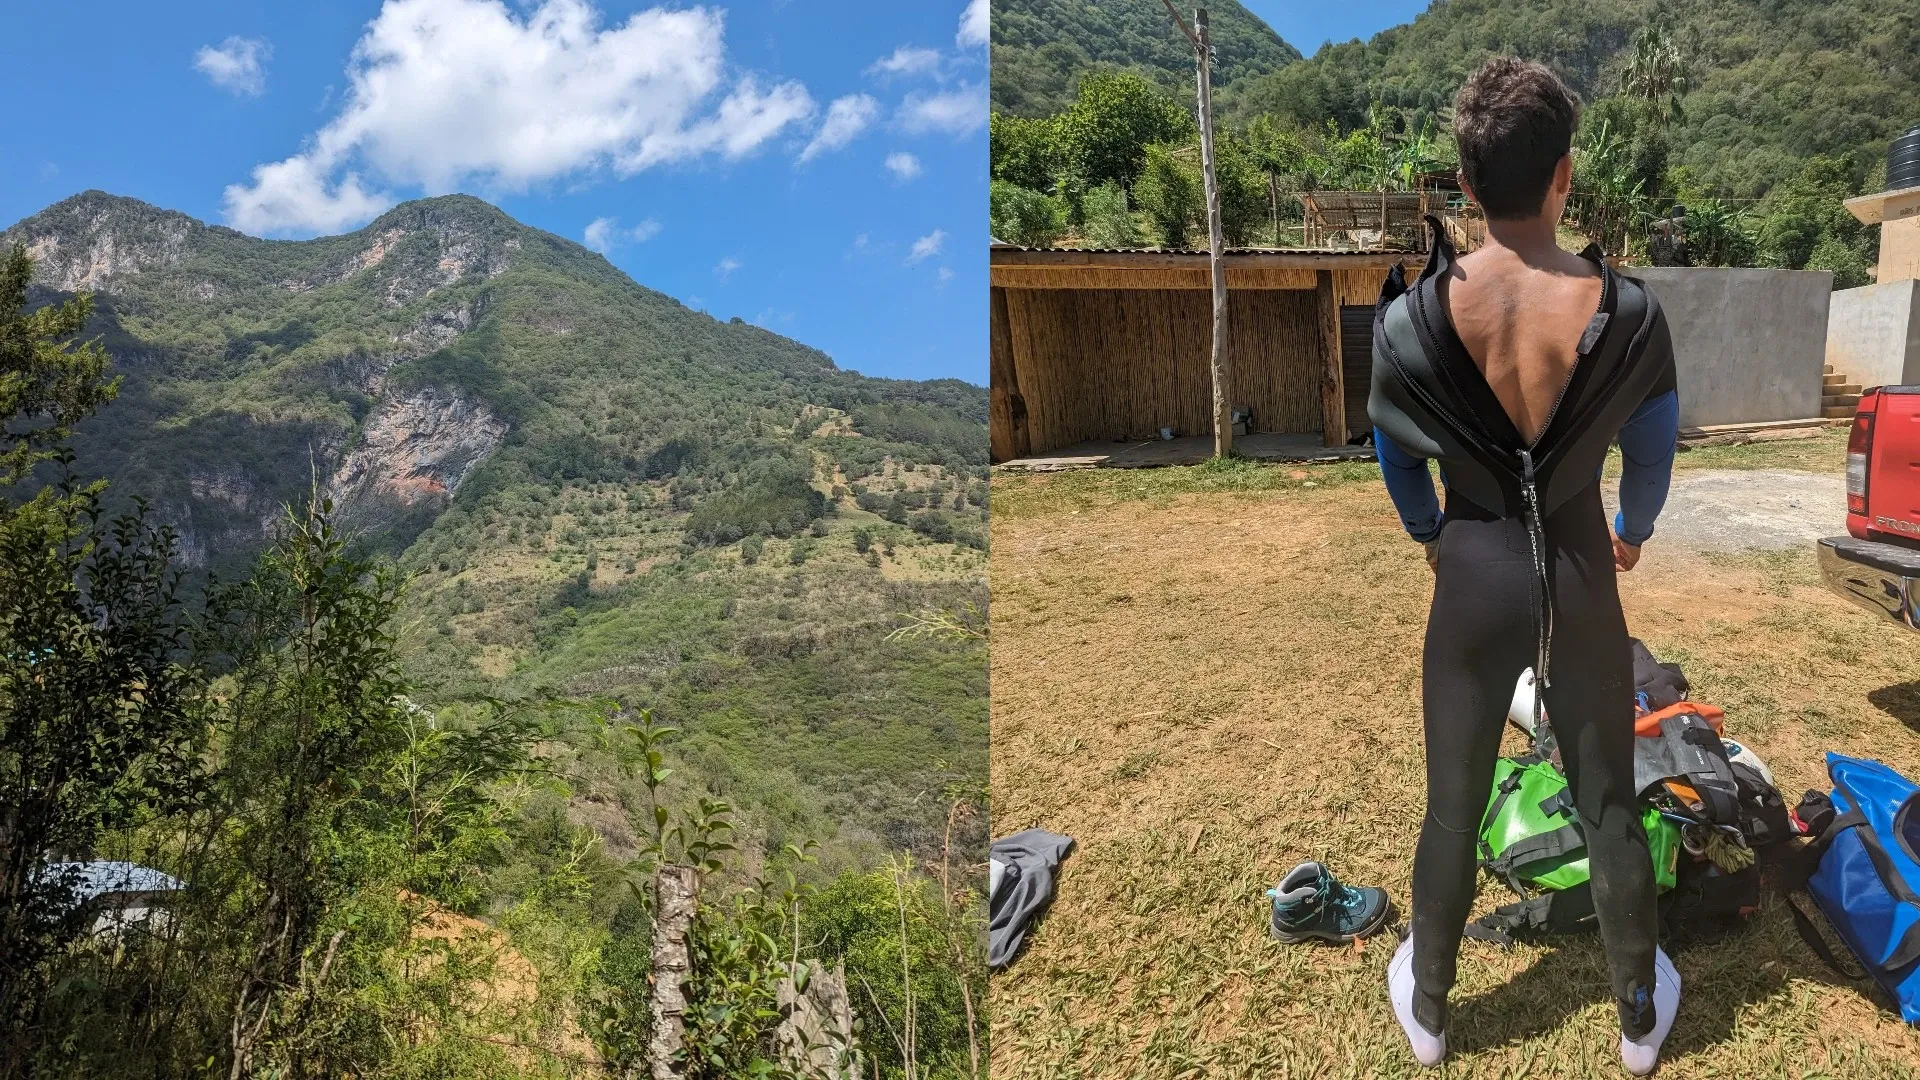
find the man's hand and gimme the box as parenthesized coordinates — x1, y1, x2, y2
(1424, 539, 1441, 572)
(1613, 534, 1642, 572)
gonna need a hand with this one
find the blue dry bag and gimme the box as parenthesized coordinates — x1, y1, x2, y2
(1788, 753, 1920, 1023)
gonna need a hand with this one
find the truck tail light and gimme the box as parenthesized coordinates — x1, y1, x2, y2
(1847, 397, 1876, 517)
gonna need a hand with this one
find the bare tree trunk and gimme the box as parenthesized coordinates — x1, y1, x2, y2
(891, 863, 916, 1078)
(649, 865, 700, 1080)
(1194, 8, 1231, 458)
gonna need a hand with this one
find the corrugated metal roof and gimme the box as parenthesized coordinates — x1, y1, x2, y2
(41, 861, 185, 901)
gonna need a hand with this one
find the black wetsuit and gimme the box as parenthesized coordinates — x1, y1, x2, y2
(1368, 220, 1679, 1038)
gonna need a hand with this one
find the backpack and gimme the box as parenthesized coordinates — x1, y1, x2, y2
(1470, 755, 1681, 944)
(1634, 707, 1742, 828)
(1783, 754, 1920, 1023)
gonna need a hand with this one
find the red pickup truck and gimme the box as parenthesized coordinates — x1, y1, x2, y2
(1819, 386, 1920, 631)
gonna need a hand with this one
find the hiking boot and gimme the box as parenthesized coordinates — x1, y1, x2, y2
(1266, 861, 1391, 944)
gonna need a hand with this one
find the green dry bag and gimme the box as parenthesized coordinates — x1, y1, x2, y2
(1480, 755, 1679, 894)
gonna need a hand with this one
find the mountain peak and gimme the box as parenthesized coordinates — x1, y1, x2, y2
(367, 193, 520, 235)
(11, 189, 209, 237)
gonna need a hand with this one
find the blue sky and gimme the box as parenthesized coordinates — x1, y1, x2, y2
(1242, 0, 1431, 55)
(0, 0, 987, 386)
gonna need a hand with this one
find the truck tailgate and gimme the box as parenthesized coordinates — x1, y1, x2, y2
(1869, 390, 1920, 543)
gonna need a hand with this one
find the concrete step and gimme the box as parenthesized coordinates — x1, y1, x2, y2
(1824, 393, 1862, 407)
(1826, 382, 1863, 395)
(1824, 372, 1846, 386)
(1825, 364, 1836, 375)
(1824, 404, 1859, 419)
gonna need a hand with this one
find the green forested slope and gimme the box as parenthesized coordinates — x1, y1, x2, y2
(2, 191, 987, 864)
(991, 0, 1301, 116)
(990, 0, 1915, 278)
(1226, 0, 1920, 199)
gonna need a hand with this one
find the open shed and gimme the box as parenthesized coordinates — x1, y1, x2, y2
(989, 246, 1423, 464)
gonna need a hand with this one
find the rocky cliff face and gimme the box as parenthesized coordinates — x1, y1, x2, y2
(330, 389, 508, 507)
(17, 192, 201, 292)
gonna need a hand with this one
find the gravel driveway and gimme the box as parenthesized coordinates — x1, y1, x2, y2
(1604, 468, 1845, 552)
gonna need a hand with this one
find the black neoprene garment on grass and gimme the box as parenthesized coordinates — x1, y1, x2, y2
(1369, 221, 1676, 1039)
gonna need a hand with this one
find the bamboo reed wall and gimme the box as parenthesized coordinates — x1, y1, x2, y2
(1002, 287, 1327, 452)
(988, 249, 1414, 461)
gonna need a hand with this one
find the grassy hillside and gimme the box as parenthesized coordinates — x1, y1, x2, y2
(2, 191, 987, 867)
(991, 0, 1301, 117)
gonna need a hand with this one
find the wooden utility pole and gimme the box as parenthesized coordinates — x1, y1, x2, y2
(1161, 2, 1232, 457)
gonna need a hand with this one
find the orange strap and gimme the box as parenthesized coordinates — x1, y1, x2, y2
(1634, 700, 1725, 738)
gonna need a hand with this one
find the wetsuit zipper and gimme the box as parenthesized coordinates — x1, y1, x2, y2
(1515, 268, 1612, 733)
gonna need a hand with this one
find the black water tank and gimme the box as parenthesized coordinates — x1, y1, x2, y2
(1892, 125, 1920, 191)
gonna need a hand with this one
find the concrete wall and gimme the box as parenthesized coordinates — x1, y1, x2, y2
(1633, 267, 1832, 429)
(1827, 279, 1920, 389)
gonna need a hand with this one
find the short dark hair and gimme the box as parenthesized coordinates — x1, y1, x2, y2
(1452, 58, 1581, 220)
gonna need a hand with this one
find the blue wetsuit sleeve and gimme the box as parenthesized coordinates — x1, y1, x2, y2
(1373, 427, 1443, 543)
(1612, 389, 1678, 546)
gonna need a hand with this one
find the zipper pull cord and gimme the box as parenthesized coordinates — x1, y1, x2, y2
(1517, 449, 1553, 736)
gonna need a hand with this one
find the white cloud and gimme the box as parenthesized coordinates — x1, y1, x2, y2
(584, 215, 661, 252)
(223, 156, 394, 237)
(195, 36, 271, 97)
(715, 256, 743, 281)
(899, 83, 987, 136)
(584, 217, 619, 252)
(222, 0, 815, 236)
(38, 162, 59, 182)
(907, 229, 945, 264)
(799, 94, 878, 162)
(937, 266, 954, 284)
(885, 152, 922, 180)
(957, 0, 988, 48)
(868, 46, 942, 78)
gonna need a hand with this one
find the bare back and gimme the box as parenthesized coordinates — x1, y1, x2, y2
(1438, 245, 1603, 445)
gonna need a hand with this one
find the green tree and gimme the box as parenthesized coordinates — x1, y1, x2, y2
(1215, 137, 1271, 246)
(1620, 22, 1694, 129)
(1755, 155, 1873, 275)
(1054, 70, 1194, 190)
(1132, 144, 1202, 248)
(0, 243, 197, 1073)
(0, 244, 119, 485)
(989, 112, 1060, 192)
(1080, 181, 1144, 248)
(989, 182, 1068, 248)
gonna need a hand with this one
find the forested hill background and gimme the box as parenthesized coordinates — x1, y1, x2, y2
(1222, 0, 1920, 201)
(2, 190, 987, 870)
(991, 0, 1300, 116)
(992, 0, 1920, 201)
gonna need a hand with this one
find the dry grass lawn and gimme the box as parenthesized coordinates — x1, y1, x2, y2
(989, 431, 1920, 1078)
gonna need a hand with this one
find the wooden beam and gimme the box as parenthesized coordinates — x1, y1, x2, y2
(990, 248, 1428, 272)
(988, 286, 1027, 462)
(1315, 269, 1345, 448)
(989, 265, 1319, 290)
